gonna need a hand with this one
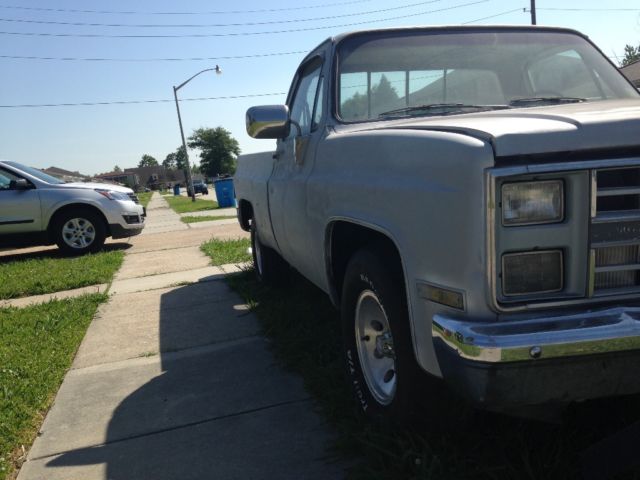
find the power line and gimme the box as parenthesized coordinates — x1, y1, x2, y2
(0, 0, 374, 15)
(0, 50, 310, 63)
(0, 92, 289, 109)
(462, 8, 523, 24)
(0, 1, 489, 38)
(537, 7, 640, 12)
(0, 1, 446, 28)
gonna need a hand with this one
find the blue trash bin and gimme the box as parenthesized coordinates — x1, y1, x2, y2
(214, 178, 235, 208)
(173, 184, 181, 196)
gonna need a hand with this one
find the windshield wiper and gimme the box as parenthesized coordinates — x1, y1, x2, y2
(509, 97, 586, 106)
(378, 103, 512, 118)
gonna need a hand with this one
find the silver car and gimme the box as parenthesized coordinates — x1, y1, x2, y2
(0, 160, 146, 255)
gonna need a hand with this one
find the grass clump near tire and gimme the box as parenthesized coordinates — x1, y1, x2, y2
(0, 294, 107, 480)
(200, 238, 251, 266)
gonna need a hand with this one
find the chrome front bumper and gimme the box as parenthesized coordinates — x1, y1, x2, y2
(432, 307, 640, 408)
(433, 307, 640, 363)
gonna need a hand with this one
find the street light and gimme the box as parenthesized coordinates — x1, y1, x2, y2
(172, 64, 222, 202)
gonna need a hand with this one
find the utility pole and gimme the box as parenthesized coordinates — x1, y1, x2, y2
(530, 0, 537, 25)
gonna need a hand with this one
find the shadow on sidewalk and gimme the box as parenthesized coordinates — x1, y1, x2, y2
(46, 276, 342, 479)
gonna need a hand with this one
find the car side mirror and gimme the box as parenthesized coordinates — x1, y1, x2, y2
(246, 105, 291, 139)
(13, 179, 32, 190)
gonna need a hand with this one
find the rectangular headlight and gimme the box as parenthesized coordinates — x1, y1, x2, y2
(502, 250, 563, 296)
(502, 180, 563, 226)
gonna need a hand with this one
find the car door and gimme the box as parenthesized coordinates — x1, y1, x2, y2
(0, 167, 42, 235)
(268, 55, 326, 284)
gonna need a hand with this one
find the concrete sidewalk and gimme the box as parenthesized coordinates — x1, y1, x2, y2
(17, 193, 344, 480)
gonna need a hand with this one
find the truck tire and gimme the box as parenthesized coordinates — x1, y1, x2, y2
(53, 208, 107, 255)
(341, 245, 424, 424)
(250, 219, 289, 284)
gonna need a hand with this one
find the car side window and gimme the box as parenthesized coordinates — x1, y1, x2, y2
(288, 58, 323, 139)
(0, 168, 21, 191)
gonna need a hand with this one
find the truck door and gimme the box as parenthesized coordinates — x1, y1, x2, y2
(268, 56, 326, 284)
(0, 167, 42, 235)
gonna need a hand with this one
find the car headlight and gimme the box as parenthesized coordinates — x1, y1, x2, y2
(502, 180, 564, 226)
(95, 189, 131, 201)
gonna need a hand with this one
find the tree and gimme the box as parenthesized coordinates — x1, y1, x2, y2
(187, 127, 240, 177)
(113, 165, 122, 172)
(162, 153, 176, 169)
(175, 145, 188, 171)
(621, 44, 640, 67)
(138, 154, 158, 168)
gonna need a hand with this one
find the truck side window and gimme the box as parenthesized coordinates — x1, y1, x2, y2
(288, 59, 323, 138)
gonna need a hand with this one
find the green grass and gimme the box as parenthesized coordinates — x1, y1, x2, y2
(165, 195, 218, 214)
(226, 266, 640, 480)
(200, 238, 251, 266)
(0, 294, 107, 480)
(136, 191, 153, 208)
(0, 250, 124, 300)
(181, 215, 236, 224)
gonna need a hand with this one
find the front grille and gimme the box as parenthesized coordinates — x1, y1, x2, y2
(592, 167, 640, 294)
(128, 193, 140, 204)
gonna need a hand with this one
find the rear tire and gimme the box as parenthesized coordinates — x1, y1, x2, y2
(53, 208, 106, 255)
(250, 219, 289, 284)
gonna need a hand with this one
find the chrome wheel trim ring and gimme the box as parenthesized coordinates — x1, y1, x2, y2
(62, 217, 96, 249)
(354, 290, 397, 406)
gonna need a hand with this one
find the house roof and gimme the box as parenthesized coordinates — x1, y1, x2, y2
(621, 59, 640, 85)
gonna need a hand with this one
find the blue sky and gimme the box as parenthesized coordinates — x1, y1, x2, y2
(0, 0, 639, 175)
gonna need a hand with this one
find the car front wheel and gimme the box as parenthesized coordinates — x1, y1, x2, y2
(341, 245, 424, 424)
(54, 208, 106, 255)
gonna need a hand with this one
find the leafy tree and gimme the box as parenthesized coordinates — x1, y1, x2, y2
(621, 44, 640, 67)
(187, 127, 240, 177)
(113, 165, 122, 172)
(138, 154, 158, 168)
(162, 153, 176, 169)
(175, 145, 188, 171)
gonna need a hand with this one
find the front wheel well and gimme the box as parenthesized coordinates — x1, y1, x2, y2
(326, 221, 404, 305)
(48, 204, 110, 241)
(237, 199, 253, 231)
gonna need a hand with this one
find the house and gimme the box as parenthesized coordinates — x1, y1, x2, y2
(621, 60, 640, 87)
(42, 166, 89, 183)
(124, 166, 186, 189)
(94, 171, 139, 188)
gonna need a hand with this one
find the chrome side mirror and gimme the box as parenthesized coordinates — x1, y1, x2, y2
(246, 105, 290, 139)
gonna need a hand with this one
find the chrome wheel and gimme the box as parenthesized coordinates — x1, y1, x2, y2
(61, 217, 96, 250)
(355, 290, 397, 406)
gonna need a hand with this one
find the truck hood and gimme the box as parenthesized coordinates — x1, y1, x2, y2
(373, 99, 640, 159)
(59, 182, 133, 193)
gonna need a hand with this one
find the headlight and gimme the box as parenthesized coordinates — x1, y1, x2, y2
(502, 180, 564, 226)
(95, 189, 131, 201)
(502, 250, 563, 296)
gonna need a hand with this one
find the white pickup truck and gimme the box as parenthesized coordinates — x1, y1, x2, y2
(235, 26, 640, 421)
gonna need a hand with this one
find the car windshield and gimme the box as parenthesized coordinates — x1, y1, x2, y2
(4, 161, 66, 184)
(336, 29, 638, 122)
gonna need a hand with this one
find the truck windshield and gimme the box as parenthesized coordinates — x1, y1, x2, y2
(336, 29, 638, 122)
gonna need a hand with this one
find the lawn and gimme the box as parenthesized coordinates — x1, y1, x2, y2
(182, 215, 236, 224)
(200, 238, 251, 266)
(0, 294, 107, 480)
(165, 195, 218, 214)
(226, 266, 640, 480)
(136, 191, 153, 208)
(0, 250, 124, 300)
